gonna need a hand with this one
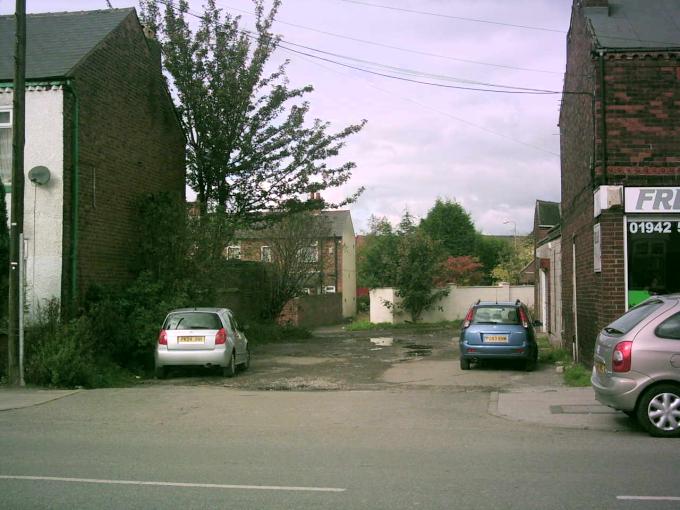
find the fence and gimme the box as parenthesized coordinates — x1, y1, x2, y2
(370, 284, 535, 324)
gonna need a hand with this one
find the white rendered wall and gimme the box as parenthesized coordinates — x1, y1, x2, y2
(370, 284, 535, 324)
(1, 87, 64, 316)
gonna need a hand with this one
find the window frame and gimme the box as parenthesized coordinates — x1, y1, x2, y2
(225, 245, 241, 260)
(260, 245, 272, 262)
(0, 108, 12, 127)
(655, 312, 680, 340)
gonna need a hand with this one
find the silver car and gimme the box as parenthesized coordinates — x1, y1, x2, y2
(154, 308, 250, 378)
(592, 294, 680, 437)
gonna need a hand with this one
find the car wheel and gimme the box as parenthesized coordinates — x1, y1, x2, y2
(460, 357, 470, 370)
(636, 384, 680, 438)
(223, 351, 236, 378)
(240, 347, 251, 371)
(154, 366, 166, 379)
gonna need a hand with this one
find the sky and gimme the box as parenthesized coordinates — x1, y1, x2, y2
(0, 0, 573, 235)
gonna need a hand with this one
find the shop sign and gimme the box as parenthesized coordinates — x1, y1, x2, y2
(625, 187, 680, 213)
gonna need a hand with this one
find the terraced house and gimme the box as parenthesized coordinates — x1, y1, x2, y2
(559, 0, 680, 363)
(0, 8, 185, 313)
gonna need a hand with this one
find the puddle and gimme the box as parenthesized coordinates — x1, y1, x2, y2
(402, 343, 433, 357)
(370, 337, 394, 347)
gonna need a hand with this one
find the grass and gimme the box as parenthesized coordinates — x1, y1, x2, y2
(345, 319, 461, 332)
(536, 334, 591, 387)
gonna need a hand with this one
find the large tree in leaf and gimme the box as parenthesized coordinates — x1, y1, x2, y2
(140, 0, 365, 218)
(419, 199, 477, 257)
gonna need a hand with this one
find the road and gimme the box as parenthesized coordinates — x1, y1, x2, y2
(0, 384, 678, 510)
(1, 330, 677, 509)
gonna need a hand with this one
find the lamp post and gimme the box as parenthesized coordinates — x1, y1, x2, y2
(503, 219, 517, 252)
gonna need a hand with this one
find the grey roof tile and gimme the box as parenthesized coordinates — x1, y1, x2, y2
(0, 8, 133, 81)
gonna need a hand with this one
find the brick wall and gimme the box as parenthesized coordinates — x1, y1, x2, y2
(560, 1, 680, 363)
(63, 11, 185, 301)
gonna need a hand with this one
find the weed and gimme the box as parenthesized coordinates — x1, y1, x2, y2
(564, 364, 591, 387)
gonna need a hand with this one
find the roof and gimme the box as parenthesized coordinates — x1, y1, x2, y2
(585, 0, 680, 49)
(0, 8, 133, 81)
(536, 224, 561, 247)
(536, 200, 560, 228)
(237, 210, 353, 239)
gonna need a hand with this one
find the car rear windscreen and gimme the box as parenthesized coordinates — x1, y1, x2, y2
(605, 299, 664, 335)
(164, 312, 222, 330)
(473, 306, 520, 325)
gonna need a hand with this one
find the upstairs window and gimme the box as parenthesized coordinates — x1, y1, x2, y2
(225, 245, 241, 260)
(0, 109, 11, 185)
(261, 246, 272, 262)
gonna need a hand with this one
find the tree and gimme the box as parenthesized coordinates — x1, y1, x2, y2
(419, 198, 477, 257)
(140, 0, 365, 219)
(261, 212, 332, 320)
(491, 235, 534, 284)
(392, 229, 448, 322)
(475, 234, 511, 284)
(434, 255, 484, 286)
(356, 215, 399, 288)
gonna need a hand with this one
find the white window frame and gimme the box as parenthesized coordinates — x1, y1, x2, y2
(0, 108, 12, 127)
(324, 286, 336, 294)
(260, 245, 272, 262)
(225, 245, 241, 260)
(299, 241, 319, 263)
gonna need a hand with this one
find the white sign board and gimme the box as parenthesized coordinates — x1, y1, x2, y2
(625, 187, 680, 213)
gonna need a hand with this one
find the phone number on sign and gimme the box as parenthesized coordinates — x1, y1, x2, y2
(628, 221, 680, 234)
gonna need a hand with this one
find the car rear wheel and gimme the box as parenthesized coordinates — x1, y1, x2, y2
(223, 351, 236, 378)
(636, 384, 680, 438)
(524, 350, 538, 372)
(460, 357, 470, 370)
(240, 347, 251, 371)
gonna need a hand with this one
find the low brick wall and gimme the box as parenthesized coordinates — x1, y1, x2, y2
(278, 294, 343, 328)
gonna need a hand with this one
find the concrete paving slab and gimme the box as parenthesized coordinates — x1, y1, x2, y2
(490, 386, 637, 432)
(0, 388, 80, 411)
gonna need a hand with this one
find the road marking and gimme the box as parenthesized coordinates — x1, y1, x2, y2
(0, 475, 346, 493)
(617, 496, 680, 501)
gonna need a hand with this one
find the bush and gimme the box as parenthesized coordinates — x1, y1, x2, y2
(245, 322, 312, 344)
(356, 295, 370, 314)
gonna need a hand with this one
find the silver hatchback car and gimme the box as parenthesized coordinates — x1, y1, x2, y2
(592, 294, 680, 437)
(154, 308, 250, 379)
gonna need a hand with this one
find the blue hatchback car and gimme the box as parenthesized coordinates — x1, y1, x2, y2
(459, 300, 540, 371)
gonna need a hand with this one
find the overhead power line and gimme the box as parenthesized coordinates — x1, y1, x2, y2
(337, 0, 566, 34)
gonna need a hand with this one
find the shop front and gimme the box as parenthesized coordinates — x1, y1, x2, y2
(624, 187, 680, 307)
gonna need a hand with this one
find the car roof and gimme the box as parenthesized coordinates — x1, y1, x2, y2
(166, 307, 231, 314)
(476, 301, 521, 307)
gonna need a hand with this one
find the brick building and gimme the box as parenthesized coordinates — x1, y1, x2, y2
(0, 8, 185, 313)
(232, 210, 357, 321)
(559, 0, 680, 363)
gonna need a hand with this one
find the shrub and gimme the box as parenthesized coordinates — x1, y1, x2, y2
(356, 295, 370, 314)
(245, 322, 312, 344)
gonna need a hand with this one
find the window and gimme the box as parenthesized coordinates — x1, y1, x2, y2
(324, 286, 336, 294)
(299, 242, 319, 263)
(656, 313, 680, 340)
(163, 312, 222, 330)
(473, 306, 520, 325)
(0, 108, 12, 184)
(225, 245, 241, 260)
(261, 246, 272, 262)
(606, 299, 664, 335)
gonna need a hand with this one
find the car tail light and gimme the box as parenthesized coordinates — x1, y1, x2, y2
(463, 308, 474, 328)
(158, 330, 167, 345)
(612, 341, 632, 373)
(518, 307, 529, 328)
(215, 328, 227, 345)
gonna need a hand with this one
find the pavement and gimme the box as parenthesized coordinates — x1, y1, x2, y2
(0, 382, 634, 433)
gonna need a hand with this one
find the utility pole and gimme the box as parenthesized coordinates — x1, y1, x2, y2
(8, 0, 26, 386)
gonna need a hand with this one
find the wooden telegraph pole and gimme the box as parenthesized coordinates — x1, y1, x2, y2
(8, 0, 26, 385)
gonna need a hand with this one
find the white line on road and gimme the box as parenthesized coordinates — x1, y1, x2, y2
(0, 475, 346, 493)
(617, 496, 680, 501)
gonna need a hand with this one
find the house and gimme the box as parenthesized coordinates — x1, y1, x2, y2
(533, 200, 562, 347)
(0, 8, 185, 313)
(559, 0, 680, 363)
(233, 209, 357, 322)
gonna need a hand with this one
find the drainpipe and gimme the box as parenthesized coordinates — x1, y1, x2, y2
(65, 80, 79, 308)
(598, 50, 608, 185)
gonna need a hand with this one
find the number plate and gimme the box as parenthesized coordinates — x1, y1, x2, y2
(178, 336, 205, 344)
(484, 334, 508, 343)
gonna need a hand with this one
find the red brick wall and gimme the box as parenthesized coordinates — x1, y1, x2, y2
(560, 1, 680, 363)
(62, 11, 185, 301)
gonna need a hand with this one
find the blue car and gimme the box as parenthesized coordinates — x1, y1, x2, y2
(459, 300, 540, 371)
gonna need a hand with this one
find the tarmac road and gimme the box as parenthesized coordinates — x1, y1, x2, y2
(1, 328, 677, 509)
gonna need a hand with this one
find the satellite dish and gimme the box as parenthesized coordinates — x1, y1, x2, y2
(28, 166, 51, 185)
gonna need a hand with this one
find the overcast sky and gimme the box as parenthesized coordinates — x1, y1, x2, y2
(1, 0, 573, 235)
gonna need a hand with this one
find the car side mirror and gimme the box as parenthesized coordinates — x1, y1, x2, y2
(533, 320, 542, 327)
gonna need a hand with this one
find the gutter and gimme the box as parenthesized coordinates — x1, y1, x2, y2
(64, 79, 79, 307)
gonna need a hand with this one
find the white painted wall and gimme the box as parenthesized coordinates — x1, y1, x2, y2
(0, 86, 64, 316)
(370, 284, 535, 324)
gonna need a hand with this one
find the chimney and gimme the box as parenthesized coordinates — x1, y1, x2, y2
(582, 0, 609, 15)
(142, 25, 162, 74)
